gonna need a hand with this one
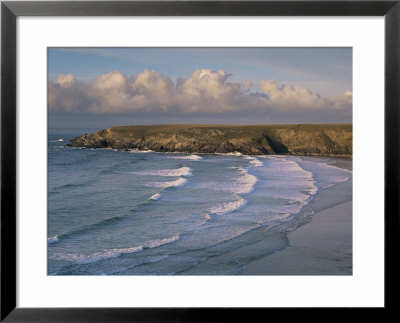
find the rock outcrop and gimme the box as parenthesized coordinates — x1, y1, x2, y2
(68, 124, 352, 157)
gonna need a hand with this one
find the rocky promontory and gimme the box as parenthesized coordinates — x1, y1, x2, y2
(67, 124, 352, 157)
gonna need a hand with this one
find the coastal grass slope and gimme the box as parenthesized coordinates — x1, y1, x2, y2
(68, 124, 352, 157)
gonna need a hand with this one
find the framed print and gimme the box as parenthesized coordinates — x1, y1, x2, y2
(1, 0, 399, 321)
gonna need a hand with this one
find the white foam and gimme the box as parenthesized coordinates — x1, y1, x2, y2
(257, 158, 318, 215)
(166, 155, 203, 161)
(128, 149, 153, 153)
(209, 198, 247, 215)
(194, 167, 258, 195)
(293, 158, 352, 189)
(53, 245, 144, 264)
(134, 166, 192, 177)
(258, 155, 286, 158)
(225, 151, 243, 156)
(48, 236, 59, 244)
(235, 167, 259, 194)
(51, 234, 180, 264)
(149, 193, 161, 200)
(200, 213, 212, 225)
(142, 234, 180, 249)
(146, 178, 188, 188)
(216, 151, 244, 156)
(244, 156, 263, 167)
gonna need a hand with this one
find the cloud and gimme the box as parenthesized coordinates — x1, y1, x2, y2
(332, 91, 352, 110)
(91, 70, 128, 90)
(242, 81, 253, 92)
(49, 69, 352, 120)
(259, 79, 329, 110)
(56, 74, 75, 87)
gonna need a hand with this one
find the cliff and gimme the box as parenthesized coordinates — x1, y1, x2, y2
(67, 124, 352, 157)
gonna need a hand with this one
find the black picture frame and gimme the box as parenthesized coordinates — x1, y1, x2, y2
(1, 1, 399, 321)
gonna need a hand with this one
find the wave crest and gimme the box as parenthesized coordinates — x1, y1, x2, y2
(149, 193, 161, 200)
(209, 198, 247, 216)
(48, 236, 59, 244)
(167, 155, 203, 161)
(128, 149, 153, 153)
(143, 234, 180, 249)
(225, 151, 243, 156)
(146, 178, 188, 188)
(51, 234, 180, 264)
(235, 167, 258, 194)
(244, 156, 263, 167)
(134, 166, 192, 177)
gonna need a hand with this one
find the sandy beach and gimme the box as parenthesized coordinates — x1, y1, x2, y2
(244, 159, 352, 275)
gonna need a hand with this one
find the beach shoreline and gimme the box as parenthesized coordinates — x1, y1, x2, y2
(243, 164, 352, 275)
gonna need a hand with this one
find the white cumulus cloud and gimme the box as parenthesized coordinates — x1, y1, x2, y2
(48, 69, 352, 120)
(259, 80, 329, 110)
(56, 74, 75, 87)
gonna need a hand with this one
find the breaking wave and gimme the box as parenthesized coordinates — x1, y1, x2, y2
(146, 178, 188, 188)
(235, 167, 259, 194)
(128, 149, 153, 153)
(134, 166, 192, 177)
(51, 234, 180, 264)
(225, 151, 243, 156)
(149, 193, 161, 200)
(48, 236, 59, 244)
(244, 156, 263, 167)
(166, 155, 203, 161)
(209, 198, 247, 216)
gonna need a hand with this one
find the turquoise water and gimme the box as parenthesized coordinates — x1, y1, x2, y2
(48, 128, 352, 275)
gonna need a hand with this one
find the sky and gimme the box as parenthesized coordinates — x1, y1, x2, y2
(48, 47, 352, 129)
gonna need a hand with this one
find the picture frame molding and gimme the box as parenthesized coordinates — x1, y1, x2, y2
(1, 1, 399, 321)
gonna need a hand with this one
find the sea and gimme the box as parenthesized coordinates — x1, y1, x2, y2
(48, 128, 352, 275)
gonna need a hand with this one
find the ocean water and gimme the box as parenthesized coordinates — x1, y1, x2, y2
(48, 128, 352, 275)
